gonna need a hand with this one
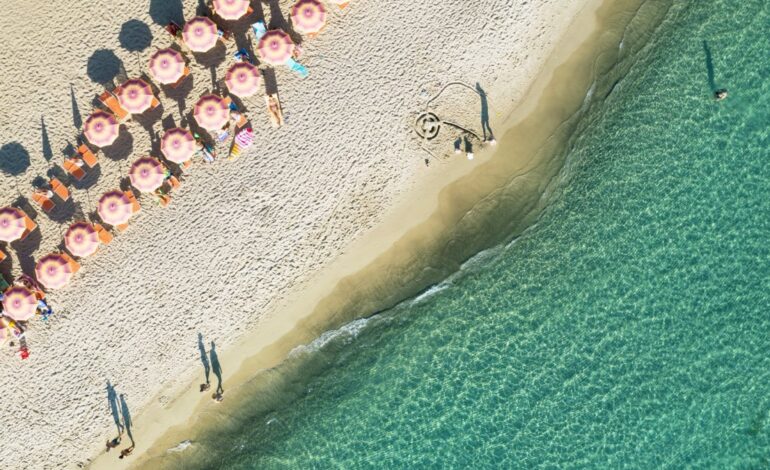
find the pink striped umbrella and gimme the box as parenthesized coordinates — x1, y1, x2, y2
(2, 286, 37, 321)
(65, 222, 99, 258)
(290, 0, 327, 35)
(98, 191, 133, 226)
(84, 111, 120, 147)
(129, 157, 166, 192)
(225, 62, 261, 97)
(0, 207, 25, 242)
(149, 48, 186, 85)
(257, 30, 295, 66)
(193, 95, 230, 130)
(35, 254, 75, 290)
(213, 0, 251, 20)
(161, 128, 196, 163)
(183, 17, 219, 53)
(117, 79, 155, 114)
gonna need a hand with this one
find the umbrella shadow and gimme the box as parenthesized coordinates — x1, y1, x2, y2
(86, 49, 123, 86)
(0, 142, 31, 176)
(162, 74, 195, 118)
(70, 85, 83, 130)
(266, 0, 303, 46)
(476, 82, 494, 141)
(210, 341, 223, 395)
(101, 130, 134, 161)
(262, 67, 279, 96)
(41, 117, 53, 162)
(703, 40, 717, 92)
(119, 20, 152, 53)
(149, 0, 184, 26)
(194, 41, 228, 69)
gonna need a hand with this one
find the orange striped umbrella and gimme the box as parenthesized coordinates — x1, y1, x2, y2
(183, 17, 219, 53)
(149, 48, 186, 84)
(257, 30, 295, 66)
(0, 207, 25, 242)
(213, 0, 251, 20)
(2, 286, 37, 321)
(65, 222, 99, 258)
(117, 79, 155, 114)
(84, 110, 120, 147)
(161, 128, 196, 163)
(194, 95, 230, 130)
(35, 253, 75, 290)
(290, 0, 327, 35)
(98, 191, 133, 226)
(130, 157, 166, 192)
(225, 62, 261, 97)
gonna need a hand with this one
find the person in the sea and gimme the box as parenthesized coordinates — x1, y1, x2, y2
(714, 89, 728, 100)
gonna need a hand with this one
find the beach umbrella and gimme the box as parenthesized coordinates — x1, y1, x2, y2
(213, 0, 251, 20)
(193, 95, 230, 130)
(182, 17, 219, 53)
(257, 30, 295, 66)
(2, 286, 37, 321)
(0, 207, 25, 242)
(290, 0, 327, 35)
(225, 62, 261, 97)
(84, 110, 120, 147)
(98, 191, 133, 226)
(35, 254, 75, 290)
(129, 157, 166, 192)
(117, 79, 155, 114)
(161, 128, 196, 163)
(64, 222, 99, 258)
(149, 48, 186, 85)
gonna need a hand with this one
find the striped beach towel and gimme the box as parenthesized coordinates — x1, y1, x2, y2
(229, 128, 255, 160)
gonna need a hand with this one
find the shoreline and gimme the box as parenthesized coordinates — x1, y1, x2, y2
(105, 0, 665, 467)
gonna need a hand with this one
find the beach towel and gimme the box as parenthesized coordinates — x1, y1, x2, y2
(229, 128, 255, 160)
(286, 58, 308, 78)
(251, 21, 267, 41)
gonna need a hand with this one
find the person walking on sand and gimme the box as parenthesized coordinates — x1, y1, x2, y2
(118, 445, 134, 459)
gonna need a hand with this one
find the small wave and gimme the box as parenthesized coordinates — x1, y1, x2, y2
(410, 283, 450, 305)
(289, 317, 371, 358)
(166, 440, 193, 453)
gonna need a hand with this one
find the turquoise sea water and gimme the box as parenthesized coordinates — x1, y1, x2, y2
(163, 1, 769, 468)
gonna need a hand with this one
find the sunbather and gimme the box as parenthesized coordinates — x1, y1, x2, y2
(33, 187, 55, 199)
(37, 299, 53, 320)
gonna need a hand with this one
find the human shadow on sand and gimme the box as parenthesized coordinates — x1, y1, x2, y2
(106, 381, 124, 438)
(476, 82, 494, 142)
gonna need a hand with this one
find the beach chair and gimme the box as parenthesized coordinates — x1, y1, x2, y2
(20, 211, 37, 240)
(50, 178, 70, 200)
(265, 94, 284, 128)
(63, 158, 87, 180)
(157, 193, 171, 207)
(60, 252, 81, 274)
(169, 66, 191, 89)
(77, 145, 98, 168)
(31, 191, 55, 213)
(98, 91, 130, 121)
(168, 176, 182, 191)
(93, 223, 113, 245)
(125, 190, 141, 213)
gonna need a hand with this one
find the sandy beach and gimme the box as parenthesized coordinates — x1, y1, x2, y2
(0, 0, 600, 468)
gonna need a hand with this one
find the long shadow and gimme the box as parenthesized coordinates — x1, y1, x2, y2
(119, 20, 152, 52)
(162, 74, 195, 118)
(70, 85, 83, 130)
(194, 41, 228, 70)
(262, 67, 279, 96)
(266, 0, 303, 45)
(149, 0, 184, 26)
(41, 117, 53, 162)
(119, 394, 135, 446)
(210, 341, 224, 395)
(703, 41, 716, 92)
(101, 130, 134, 161)
(196, 0, 209, 17)
(198, 333, 211, 387)
(87, 50, 123, 86)
(0, 142, 31, 176)
(70, 164, 102, 191)
(106, 381, 124, 438)
(476, 82, 494, 141)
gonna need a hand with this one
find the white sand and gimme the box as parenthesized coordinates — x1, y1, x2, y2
(0, 0, 592, 467)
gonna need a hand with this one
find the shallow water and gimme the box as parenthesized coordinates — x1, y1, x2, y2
(158, 1, 769, 468)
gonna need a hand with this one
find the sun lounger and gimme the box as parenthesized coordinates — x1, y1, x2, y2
(31, 191, 55, 213)
(63, 158, 86, 180)
(93, 223, 113, 244)
(50, 178, 70, 200)
(60, 252, 81, 274)
(168, 176, 182, 191)
(170, 66, 191, 88)
(157, 193, 171, 207)
(20, 212, 37, 240)
(286, 58, 308, 78)
(77, 145, 98, 168)
(124, 190, 141, 213)
(265, 94, 284, 128)
(99, 91, 129, 121)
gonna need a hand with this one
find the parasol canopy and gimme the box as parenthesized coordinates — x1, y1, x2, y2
(213, 0, 251, 20)
(64, 222, 99, 258)
(0, 207, 26, 242)
(2, 286, 37, 321)
(98, 191, 133, 226)
(183, 17, 219, 53)
(35, 254, 75, 290)
(149, 48, 186, 84)
(225, 62, 261, 97)
(129, 157, 166, 192)
(193, 95, 230, 130)
(161, 128, 196, 163)
(257, 30, 295, 66)
(117, 79, 155, 114)
(290, 0, 327, 35)
(84, 111, 120, 147)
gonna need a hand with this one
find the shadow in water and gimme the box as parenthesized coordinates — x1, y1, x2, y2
(70, 85, 83, 130)
(87, 49, 123, 85)
(119, 20, 153, 52)
(0, 143, 31, 176)
(210, 341, 224, 395)
(149, 0, 184, 26)
(476, 82, 494, 141)
(703, 40, 717, 92)
(41, 117, 53, 162)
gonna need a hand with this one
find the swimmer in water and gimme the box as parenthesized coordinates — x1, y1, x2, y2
(714, 89, 728, 101)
